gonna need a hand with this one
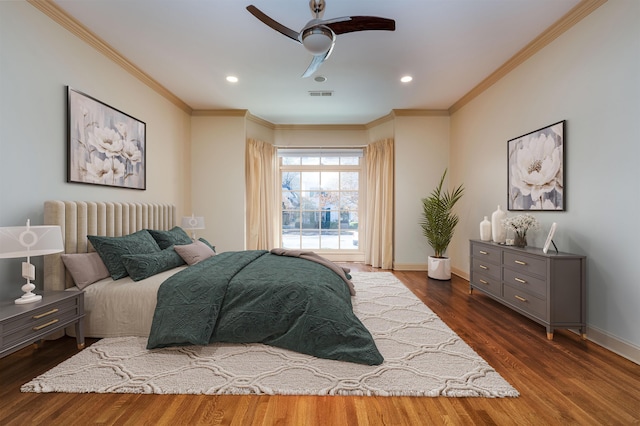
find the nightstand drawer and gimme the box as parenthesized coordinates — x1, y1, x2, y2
(503, 268, 547, 298)
(472, 257, 501, 281)
(2, 297, 79, 334)
(504, 285, 546, 319)
(3, 303, 80, 348)
(503, 251, 546, 277)
(472, 244, 501, 265)
(1, 291, 84, 359)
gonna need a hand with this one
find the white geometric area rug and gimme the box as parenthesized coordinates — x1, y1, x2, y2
(22, 272, 518, 397)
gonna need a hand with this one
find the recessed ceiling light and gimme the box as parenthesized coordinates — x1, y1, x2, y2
(226, 76, 239, 83)
(314, 75, 327, 83)
(400, 75, 413, 83)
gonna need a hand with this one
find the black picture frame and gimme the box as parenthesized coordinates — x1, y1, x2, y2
(507, 120, 564, 211)
(67, 87, 146, 190)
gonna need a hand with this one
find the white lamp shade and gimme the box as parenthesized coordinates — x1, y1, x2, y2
(181, 216, 205, 230)
(0, 224, 64, 259)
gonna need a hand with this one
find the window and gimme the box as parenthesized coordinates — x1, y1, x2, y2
(279, 149, 363, 259)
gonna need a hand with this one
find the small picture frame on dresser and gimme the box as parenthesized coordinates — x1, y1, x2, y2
(543, 222, 557, 254)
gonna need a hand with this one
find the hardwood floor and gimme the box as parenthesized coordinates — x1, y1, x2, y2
(1, 266, 639, 425)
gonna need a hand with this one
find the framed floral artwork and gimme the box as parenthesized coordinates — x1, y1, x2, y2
(67, 87, 146, 190)
(507, 120, 565, 211)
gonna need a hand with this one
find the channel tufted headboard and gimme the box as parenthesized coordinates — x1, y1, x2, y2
(43, 201, 176, 291)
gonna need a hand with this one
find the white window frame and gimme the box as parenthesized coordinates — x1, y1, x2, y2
(278, 148, 365, 262)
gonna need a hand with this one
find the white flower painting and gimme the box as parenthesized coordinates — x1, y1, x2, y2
(508, 121, 564, 211)
(68, 88, 146, 189)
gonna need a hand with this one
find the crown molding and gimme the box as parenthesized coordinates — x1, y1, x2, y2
(192, 109, 248, 117)
(392, 109, 450, 117)
(273, 124, 367, 131)
(27, 0, 193, 115)
(245, 113, 275, 129)
(365, 113, 394, 129)
(449, 0, 608, 114)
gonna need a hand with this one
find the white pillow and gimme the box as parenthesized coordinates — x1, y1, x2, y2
(174, 240, 216, 265)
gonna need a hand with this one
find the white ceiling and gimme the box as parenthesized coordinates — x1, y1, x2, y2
(52, 0, 581, 125)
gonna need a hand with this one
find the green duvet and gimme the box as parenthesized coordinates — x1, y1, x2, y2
(147, 250, 383, 365)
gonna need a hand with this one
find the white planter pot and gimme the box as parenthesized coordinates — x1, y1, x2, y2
(428, 256, 451, 280)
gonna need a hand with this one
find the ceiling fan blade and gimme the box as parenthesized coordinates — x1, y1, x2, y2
(246, 5, 300, 42)
(301, 47, 332, 78)
(325, 16, 395, 35)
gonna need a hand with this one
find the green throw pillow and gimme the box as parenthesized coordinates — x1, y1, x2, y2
(88, 230, 161, 280)
(147, 226, 193, 249)
(198, 237, 216, 253)
(121, 246, 185, 281)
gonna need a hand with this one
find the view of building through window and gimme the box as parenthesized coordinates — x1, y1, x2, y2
(279, 150, 362, 251)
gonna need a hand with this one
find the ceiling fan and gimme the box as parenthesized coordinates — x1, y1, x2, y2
(246, 0, 395, 78)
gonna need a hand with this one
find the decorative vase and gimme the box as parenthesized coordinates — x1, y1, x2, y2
(514, 232, 527, 248)
(480, 216, 491, 241)
(491, 205, 507, 243)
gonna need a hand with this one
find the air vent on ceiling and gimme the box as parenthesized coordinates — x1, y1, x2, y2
(308, 90, 333, 97)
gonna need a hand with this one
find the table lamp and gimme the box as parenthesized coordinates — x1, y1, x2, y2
(181, 214, 205, 239)
(0, 220, 64, 304)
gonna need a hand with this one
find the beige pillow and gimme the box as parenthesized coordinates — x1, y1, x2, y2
(174, 240, 216, 265)
(61, 252, 110, 289)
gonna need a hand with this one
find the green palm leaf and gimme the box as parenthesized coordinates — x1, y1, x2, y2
(420, 169, 464, 258)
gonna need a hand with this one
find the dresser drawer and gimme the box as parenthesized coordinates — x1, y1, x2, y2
(471, 270, 501, 297)
(503, 251, 547, 277)
(503, 268, 547, 298)
(503, 285, 546, 320)
(471, 243, 501, 265)
(472, 257, 501, 281)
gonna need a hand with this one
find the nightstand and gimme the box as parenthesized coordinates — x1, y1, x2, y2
(0, 290, 85, 358)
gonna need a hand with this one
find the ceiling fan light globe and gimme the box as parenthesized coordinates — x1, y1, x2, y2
(302, 26, 334, 55)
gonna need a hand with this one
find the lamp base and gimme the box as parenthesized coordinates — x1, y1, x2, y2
(15, 292, 42, 304)
(15, 281, 42, 304)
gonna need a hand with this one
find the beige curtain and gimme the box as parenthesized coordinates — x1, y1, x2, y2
(245, 138, 278, 250)
(364, 138, 394, 269)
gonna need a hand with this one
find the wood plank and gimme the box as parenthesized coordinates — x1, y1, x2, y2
(1, 266, 639, 425)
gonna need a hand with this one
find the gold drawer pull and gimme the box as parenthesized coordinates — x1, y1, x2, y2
(479, 279, 489, 285)
(479, 250, 488, 255)
(479, 265, 488, 270)
(514, 295, 527, 302)
(514, 260, 527, 265)
(33, 308, 59, 319)
(33, 319, 59, 331)
(514, 277, 527, 284)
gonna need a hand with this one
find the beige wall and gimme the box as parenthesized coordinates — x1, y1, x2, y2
(0, 2, 191, 300)
(449, 0, 640, 361)
(191, 115, 247, 251)
(392, 115, 450, 269)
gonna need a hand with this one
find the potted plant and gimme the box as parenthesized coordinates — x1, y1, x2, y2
(420, 169, 464, 280)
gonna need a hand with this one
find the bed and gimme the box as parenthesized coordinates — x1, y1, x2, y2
(43, 201, 382, 365)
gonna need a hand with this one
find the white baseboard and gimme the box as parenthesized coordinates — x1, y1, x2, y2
(451, 267, 469, 280)
(584, 325, 640, 365)
(392, 263, 427, 271)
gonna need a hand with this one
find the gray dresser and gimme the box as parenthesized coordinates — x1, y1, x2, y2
(469, 239, 586, 340)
